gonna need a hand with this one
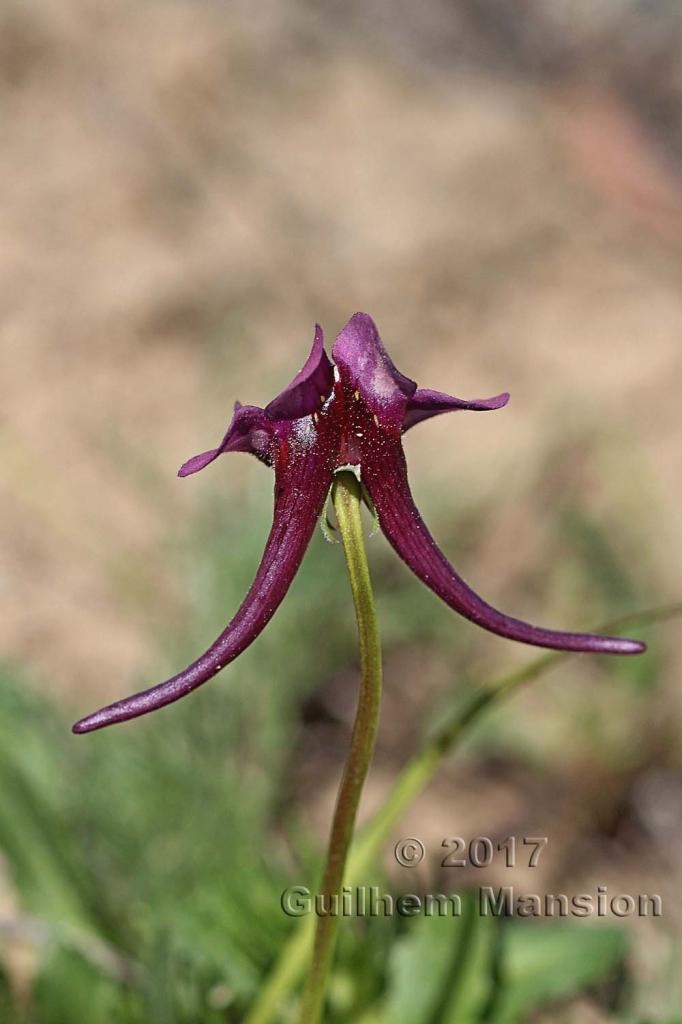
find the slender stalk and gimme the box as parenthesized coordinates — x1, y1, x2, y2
(247, 601, 682, 1024)
(298, 472, 383, 1024)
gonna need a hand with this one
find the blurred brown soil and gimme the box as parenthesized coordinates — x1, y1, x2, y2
(2, 1, 680, 701)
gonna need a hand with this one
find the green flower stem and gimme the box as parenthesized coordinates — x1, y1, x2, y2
(298, 472, 383, 1024)
(248, 601, 682, 1024)
(246, 925, 312, 1024)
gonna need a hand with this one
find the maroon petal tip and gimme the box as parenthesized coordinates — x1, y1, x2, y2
(614, 638, 647, 655)
(177, 405, 274, 477)
(362, 442, 647, 658)
(333, 313, 417, 412)
(265, 324, 334, 421)
(72, 713, 107, 734)
(403, 389, 510, 431)
(178, 449, 221, 477)
(489, 391, 510, 409)
(73, 415, 337, 733)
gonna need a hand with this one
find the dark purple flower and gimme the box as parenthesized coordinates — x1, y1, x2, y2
(73, 314, 645, 733)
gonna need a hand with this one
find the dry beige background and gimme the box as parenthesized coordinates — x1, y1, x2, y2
(2, 1, 680, 705)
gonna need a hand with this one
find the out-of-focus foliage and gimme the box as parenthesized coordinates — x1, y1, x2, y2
(0, 665, 640, 1023)
(0, 452, 677, 1022)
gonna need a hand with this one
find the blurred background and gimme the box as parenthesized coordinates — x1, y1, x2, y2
(1, 1, 681, 1021)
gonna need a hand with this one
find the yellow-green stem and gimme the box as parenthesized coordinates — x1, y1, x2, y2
(247, 601, 681, 1024)
(298, 472, 383, 1024)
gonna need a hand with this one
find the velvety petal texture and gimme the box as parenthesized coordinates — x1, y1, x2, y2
(178, 404, 274, 476)
(265, 324, 335, 421)
(179, 327, 335, 478)
(73, 414, 339, 733)
(361, 442, 644, 656)
(74, 311, 644, 734)
(403, 388, 510, 431)
(333, 313, 416, 425)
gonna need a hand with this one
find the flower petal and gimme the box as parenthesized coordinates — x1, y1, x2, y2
(332, 313, 417, 420)
(362, 443, 645, 656)
(403, 389, 510, 431)
(178, 404, 274, 477)
(73, 421, 337, 733)
(265, 324, 335, 421)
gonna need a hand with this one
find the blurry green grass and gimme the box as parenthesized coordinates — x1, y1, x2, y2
(0, 437, 676, 1022)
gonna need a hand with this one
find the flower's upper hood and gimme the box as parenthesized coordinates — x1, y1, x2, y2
(179, 312, 509, 477)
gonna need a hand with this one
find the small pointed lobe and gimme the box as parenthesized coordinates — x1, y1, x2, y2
(332, 313, 417, 414)
(403, 389, 510, 431)
(265, 324, 335, 421)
